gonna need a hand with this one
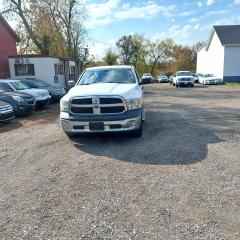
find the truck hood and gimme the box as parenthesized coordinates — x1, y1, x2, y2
(17, 88, 49, 97)
(64, 83, 141, 100)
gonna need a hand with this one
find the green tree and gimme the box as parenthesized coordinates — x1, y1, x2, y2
(171, 45, 193, 72)
(2, 0, 87, 58)
(116, 34, 143, 66)
(103, 49, 118, 65)
(148, 38, 175, 75)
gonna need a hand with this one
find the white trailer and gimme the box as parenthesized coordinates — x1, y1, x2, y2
(8, 55, 82, 88)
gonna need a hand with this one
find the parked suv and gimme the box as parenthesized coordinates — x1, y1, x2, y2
(173, 71, 194, 87)
(60, 66, 148, 137)
(0, 80, 51, 107)
(21, 78, 66, 102)
(142, 73, 154, 84)
(0, 87, 35, 116)
(157, 75, 169, 83)
(0, 101, 15, 122)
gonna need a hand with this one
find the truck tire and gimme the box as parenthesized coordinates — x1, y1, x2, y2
(176, 84, 179, 88)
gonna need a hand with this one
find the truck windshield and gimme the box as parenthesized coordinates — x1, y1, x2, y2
(203, 74, 215, 78)
(176, 72, 192, 76)
(26, 79, 49, 88)
(78, 69, 137, 85)
(10, 81, 30, 90)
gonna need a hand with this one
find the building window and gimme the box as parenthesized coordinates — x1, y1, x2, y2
(69, 66, 76, 80)
(54, 64, 64, 75)
(14, 64, 35, 76)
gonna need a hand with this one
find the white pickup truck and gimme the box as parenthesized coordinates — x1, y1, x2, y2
(173, 71, 194, 88)
(60, 66, 147, 137)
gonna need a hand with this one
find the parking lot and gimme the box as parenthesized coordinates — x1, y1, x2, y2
(0, 84, 240, 239)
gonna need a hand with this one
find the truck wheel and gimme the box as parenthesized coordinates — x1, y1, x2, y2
(191, 84, 194, 87)
(173, 83, 175, 86)
(176, 84, 179, 88)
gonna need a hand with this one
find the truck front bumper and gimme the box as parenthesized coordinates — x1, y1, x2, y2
(177, 81, 194, 86)
(60, 109, 142, 133)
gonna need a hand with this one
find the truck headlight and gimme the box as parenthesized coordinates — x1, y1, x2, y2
(126, 98, 142, 110)
(60, 100, 70, 112)
(12, 96, 24, 103)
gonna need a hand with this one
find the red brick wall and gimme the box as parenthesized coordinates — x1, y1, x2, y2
(0, 21, 17, 78)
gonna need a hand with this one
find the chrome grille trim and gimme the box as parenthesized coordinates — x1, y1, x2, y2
(70, 96, 126, 115)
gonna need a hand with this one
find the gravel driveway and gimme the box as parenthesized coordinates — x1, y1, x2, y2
(0, 84, 240, 240)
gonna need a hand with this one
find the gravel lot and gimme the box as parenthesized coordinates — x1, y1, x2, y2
(0, 84, 240, 240)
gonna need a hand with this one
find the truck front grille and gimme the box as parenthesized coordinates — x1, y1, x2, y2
(70, 97, 125, 115)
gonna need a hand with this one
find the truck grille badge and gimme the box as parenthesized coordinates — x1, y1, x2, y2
(92, 98, 100, 109)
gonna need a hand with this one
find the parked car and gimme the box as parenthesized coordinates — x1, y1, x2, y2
(0, 87, 35, 116)
(173, 71, 194, 87)
(142, 73, 154, 84)
(198, 74, 223, 85)
(60, 65, 149, 137)
(0, 100, 15, 122)
(157, 75, 169, 83)
(21, 78, 66, 102)
(169, 75, 174, 85)
(192, 73, 199, 83)
(0, 80, 51, 107)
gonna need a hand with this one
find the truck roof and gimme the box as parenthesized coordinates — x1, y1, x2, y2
(86, 65, 134, 71)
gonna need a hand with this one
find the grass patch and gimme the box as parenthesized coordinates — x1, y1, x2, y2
(224, 82, 240, 86)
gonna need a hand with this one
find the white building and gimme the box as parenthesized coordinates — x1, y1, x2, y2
(197, 25, 240, 82)
(8, 55, 83, 88)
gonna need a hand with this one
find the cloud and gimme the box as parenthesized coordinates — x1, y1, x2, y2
(234, 0, 240, 4)
(88, 39, 116, 60)
(207, 0, 215, 6)
(205, 10, 229, 16)
(86, 0, 175, 28)
(178, 11, 192, 17)
(86, 0, 120, 28)
(154, 24, 209, 45)
(198, 1, 203, 7)
(115, 2, 175, 20)
(213, 14, 240, 25)
(189, 17, 198, 23)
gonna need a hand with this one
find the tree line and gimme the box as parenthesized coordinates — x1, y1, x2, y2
(89, 34, 203, 77)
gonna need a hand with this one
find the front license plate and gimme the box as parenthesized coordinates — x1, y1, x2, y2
(89, 122, 104, 131)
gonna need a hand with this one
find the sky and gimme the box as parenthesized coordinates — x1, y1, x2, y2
(1, 0, 240, 59)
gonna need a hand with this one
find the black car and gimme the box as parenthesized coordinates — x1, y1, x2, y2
(192, 73, 199, 83)
(21, 79, 66, 102)
(141, 73, 155, 84)
(0, 100, 15, 122)
(169, 75, 174, 85)
(0, 87, 35, 116)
